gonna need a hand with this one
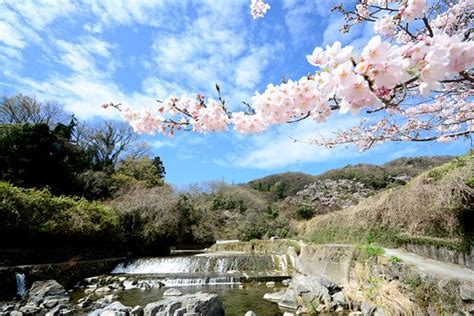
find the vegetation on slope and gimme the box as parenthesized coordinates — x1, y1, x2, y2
(299, 152, 473, 252)
(247, 172, 317, 200)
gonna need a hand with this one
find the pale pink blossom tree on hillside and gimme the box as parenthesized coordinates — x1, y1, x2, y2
(106, 0, 474, 150)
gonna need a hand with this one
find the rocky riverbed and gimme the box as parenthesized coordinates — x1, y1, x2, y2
(1, 240, 473, 315)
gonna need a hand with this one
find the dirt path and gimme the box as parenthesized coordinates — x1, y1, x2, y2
(384, 248, 474, 282)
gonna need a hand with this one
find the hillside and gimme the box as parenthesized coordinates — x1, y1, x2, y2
(298, 152, 473, 252)
(247, 156, 453, 201)
(247, 172, 317, 199)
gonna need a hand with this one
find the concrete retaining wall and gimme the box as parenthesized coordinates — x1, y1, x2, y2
(403, 243, 473, 270)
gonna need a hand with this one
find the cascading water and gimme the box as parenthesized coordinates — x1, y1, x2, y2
(15, 273, 26, 297)
(111, 253, 293, 288)
(112, 254, 293, 275)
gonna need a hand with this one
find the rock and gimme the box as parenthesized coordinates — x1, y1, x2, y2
(1, 304, 14, 312)
(19, 304, 41, 314)
(460, 284, 474, 302)
(95, 286, 112, 294)
(282, 279, 291, 286)
(263, 290, 285, 303)
(278, 288, 299, 310)
(291, 275, 332, 305)
(361, 301, 376, 316)
(283, 312, 294, 316)
(10, 312, 23, 316)
(332, 291, 347, 307)
(245, 311, 256, 316)
(131, 305, 144, 316)
(349, 313, 363, 316)
(26, 280, 69, 307)
(104, 294, 119, 303)
(373, 308, 385, 316)
(467, 304, 474, 314)
(266, 281, 276, 287)
(77, 297, 93, 309)
(45, 304, 70, 316)
(91, 301, 132, 316)
(144, 292, 224, 316)
(163, 288, 182, 296)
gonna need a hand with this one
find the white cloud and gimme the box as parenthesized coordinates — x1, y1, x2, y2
(0, 21, 26, 48)
(151, 140, 177, 149)
(220, 116, 361, 169)
(235, 44, 278, 89)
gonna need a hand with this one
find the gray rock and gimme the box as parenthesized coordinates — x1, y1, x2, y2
(263, 290, 285, 303)
(348, 313, 363, 316)
(131, 305, 144, 316)
(373, 308, 385, 316)
(89, 301, 132, 316)
(163, 288, 182, 296)
(332, 291, 347, 307)
(245, 311, 257, 316)
(95, 286, 112, 294)
(281, 279, 291, 286)
(265, 281, 276, 287)
(460, 284, 474, 302)
(45, 303, 70, 316)
(467, 304, 474, 314)
(361, 301, 376, 316)
(10, 312, 23, 316)
(1, 304, 14, 312)
(26, 280, 69, 307)
(291, 275, 332, 304)
(144, 292, 224, 316)
(104, 294, 119, 303)
(278, 288, 299, 310)
(19, 304, 40, 314)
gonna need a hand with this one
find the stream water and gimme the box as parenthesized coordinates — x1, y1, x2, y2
(72, 252, 295, 315)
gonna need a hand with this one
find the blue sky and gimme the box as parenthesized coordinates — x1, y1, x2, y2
(0, 0, 470, 186)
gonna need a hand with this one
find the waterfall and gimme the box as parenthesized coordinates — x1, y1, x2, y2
(16, 273, 26, 297)
(112, 254, 293, 275)
(161, 276, 242, 287)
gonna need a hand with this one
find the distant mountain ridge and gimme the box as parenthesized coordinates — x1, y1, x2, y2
(247, 156, 453, 200)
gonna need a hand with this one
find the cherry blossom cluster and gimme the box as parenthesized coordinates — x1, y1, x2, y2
(250, 0, 270, 19)
(115, 0, 473, 149)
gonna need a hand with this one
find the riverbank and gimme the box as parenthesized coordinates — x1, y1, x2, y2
(2, 239, 472, 315)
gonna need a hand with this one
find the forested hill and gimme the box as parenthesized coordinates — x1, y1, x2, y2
(247, 156, 453, 200)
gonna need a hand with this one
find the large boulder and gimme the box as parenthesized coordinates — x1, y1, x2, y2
(291, 275, 333, 305)
(26, 280, 69, 308)
(460, 284, 474, 303)
(264, 275, 344, 313)
(89, 301, 132, 316)
(144, 292, 224, 316)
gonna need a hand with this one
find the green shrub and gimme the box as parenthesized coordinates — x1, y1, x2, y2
(389, 255, 402, 263)
(364, 244, 384, 256)
(296, 206, 315, 220)
(0, 181, 122, 244)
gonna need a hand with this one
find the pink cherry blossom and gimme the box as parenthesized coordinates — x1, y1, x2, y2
(250, 0, 270, 19)
(113, 0, 474, 150)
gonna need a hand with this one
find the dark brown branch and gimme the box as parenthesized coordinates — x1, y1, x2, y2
(287, 112, 311, 123)
(422, 16, 434, 37)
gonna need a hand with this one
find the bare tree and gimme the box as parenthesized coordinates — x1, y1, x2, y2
(0, 94, 68, 125)
(83, 121, 141, 172)
(125, 141, 152, 160)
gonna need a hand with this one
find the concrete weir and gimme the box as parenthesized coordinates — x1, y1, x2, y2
(209, 239, 355, 285)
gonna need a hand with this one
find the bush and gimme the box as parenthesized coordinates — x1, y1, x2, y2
(296, 206, 315, 220)
(0, 182, 122, 246)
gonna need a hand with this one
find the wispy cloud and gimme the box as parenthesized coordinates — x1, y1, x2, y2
(218, 116, 362, 169)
